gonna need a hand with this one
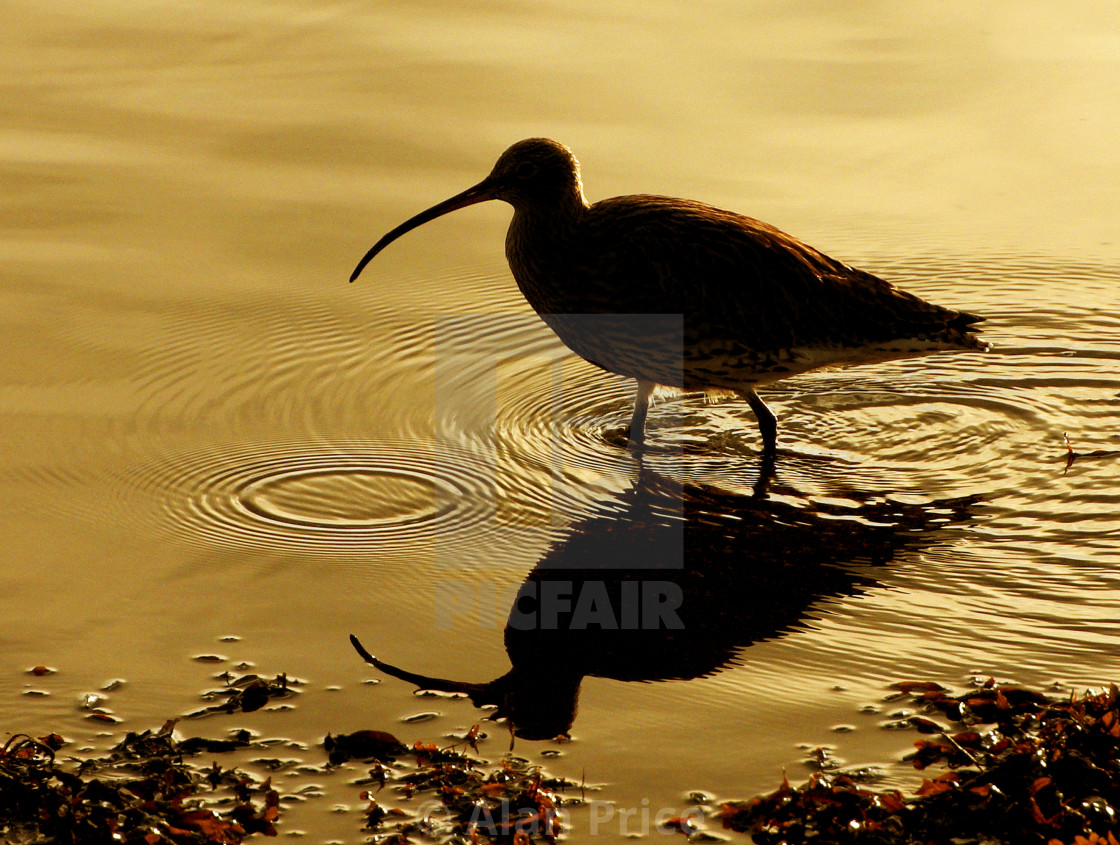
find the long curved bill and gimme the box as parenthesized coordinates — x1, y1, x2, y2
(349, 179, 498, 282)
(349, 633, 483, 694)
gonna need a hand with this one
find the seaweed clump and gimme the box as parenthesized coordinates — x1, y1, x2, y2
(0, 721, 278, 844)
(340, 728, 579, 843)
(721, 680, 1120, 845)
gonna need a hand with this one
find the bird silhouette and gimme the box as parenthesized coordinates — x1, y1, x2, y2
(351, 138, 986, 454)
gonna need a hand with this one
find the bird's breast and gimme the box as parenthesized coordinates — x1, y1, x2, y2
(538, 311, 687, 386)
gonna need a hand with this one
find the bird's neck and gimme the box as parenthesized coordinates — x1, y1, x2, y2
(505, 196, 588, 308)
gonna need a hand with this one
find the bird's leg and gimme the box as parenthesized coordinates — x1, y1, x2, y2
(740, 389, 777, 455)
(627, 379, 655, 452)
(752, 449, 777, 499)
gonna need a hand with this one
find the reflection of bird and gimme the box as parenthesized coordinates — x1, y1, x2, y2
(351, 138, 987, 454)
(350, 474, 979, 741)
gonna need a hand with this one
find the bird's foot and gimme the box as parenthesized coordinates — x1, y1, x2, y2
(601, 426, 632, 450)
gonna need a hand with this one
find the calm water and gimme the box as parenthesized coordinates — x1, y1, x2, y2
(3, 1, 1119, 840)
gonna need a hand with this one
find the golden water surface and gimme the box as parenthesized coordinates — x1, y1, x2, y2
(3, 1, 1119, 840)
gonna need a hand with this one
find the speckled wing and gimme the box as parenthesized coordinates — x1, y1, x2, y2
(575, 195, 984, 353)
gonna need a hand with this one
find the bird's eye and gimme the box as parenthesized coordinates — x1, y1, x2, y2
(515, 161, 539, 180)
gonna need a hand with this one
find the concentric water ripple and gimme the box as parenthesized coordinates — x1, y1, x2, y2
(238, 464, 455, 531)
(135, 441, 505, 558)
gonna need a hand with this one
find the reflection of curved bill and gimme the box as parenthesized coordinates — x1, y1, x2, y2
(352, 472, 979, 741)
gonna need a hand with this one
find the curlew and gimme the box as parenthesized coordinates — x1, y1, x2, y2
(350, 138, 986, 454)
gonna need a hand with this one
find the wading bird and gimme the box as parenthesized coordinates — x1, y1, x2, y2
(351, 138, 986, 454)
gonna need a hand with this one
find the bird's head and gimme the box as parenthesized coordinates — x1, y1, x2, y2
(350, 138, 586, 282)
(484, 137, 585, 207)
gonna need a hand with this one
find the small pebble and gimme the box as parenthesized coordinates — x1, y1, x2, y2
(86, 712, 122, 724)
